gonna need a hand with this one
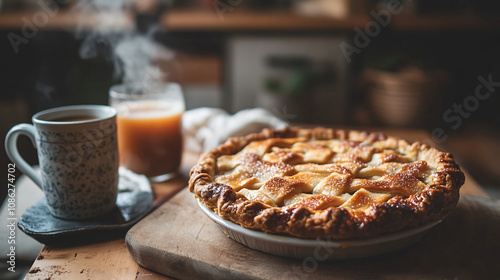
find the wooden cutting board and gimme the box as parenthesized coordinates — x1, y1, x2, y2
(126, 188, 500, 280)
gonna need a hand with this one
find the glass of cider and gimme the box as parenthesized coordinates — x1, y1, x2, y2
(109, 83, 184, 182)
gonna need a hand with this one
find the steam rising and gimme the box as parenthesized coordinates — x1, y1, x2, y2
(74, 0, 173, 90)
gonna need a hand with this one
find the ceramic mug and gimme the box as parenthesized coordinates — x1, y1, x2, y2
(5, 105, 119, 219)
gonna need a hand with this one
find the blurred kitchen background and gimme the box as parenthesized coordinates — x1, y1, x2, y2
(1, 1, 500, 278)
(1, 0, 499, 198)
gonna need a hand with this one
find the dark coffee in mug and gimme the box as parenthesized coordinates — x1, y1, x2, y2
(49, 115, 98, 122)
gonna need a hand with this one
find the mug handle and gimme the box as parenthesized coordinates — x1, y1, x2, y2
(5, 124, 43, 188)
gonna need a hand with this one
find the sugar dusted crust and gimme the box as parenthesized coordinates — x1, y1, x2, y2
(189, 127, 465, 240)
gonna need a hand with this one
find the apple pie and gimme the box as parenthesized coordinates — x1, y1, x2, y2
(189, 127, 465, 239)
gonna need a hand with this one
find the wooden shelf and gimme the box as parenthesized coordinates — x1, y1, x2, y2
(1, 8, 499, 32)
(391, 13, 500, 31)
(161, 10, 500, 32)
(0, 10, 133, 30)
(161, 10, 370, 31)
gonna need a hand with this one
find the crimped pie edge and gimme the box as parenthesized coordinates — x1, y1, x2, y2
(189, 127, 465, 240)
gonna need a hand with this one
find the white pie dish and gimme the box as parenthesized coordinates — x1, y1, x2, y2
(197, 200, 442, 260)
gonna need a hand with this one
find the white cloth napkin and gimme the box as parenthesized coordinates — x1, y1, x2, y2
(183, 107, 288, 153)
(118, 167, 151, 193)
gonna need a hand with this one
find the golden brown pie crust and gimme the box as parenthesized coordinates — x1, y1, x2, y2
(189, 127, 465, 240)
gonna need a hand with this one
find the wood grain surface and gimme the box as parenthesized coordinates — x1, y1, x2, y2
(126, 189, 500, 280)
(26, 239, 138, 280)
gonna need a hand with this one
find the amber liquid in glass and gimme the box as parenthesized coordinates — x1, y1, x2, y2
(116, 101, 183, 178)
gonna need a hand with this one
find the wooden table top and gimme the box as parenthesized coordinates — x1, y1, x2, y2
(24, 128, 490, 280)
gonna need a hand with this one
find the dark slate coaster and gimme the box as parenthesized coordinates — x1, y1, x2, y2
(18, 189, 153, 247)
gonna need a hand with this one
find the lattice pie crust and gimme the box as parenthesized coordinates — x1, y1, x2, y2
(189, 127, 465, 239)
